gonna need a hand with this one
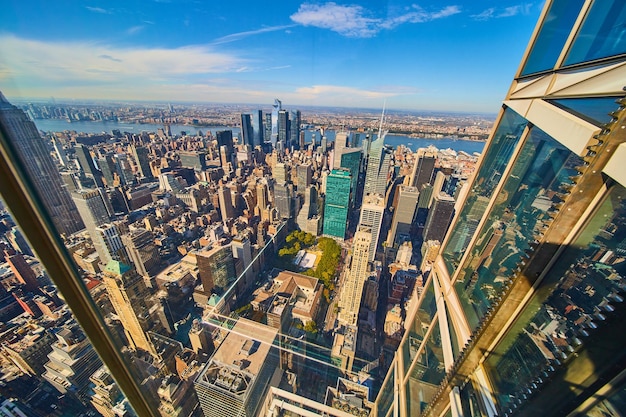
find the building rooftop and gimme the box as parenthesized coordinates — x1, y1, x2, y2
(195, 318, 278, 398)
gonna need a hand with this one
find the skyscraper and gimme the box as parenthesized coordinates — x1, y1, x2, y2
(340, 149, 362, 207)
(0, 93, 84, 236)
(385, 2, 626, 416)
(296, 163, 312, 190)
(363, 134, 392, 197)
(196, 244, 237, 295)
(240, 113, 254, 147)
(73, 189, 113, 263)
(270, 98, 281, 147)
(251, 110, 264, 147)
(4, 249, 39, 292)
(121, 228, 160, 283)
(75, 144, 103, 187)
(422, 191, 455, 243)
(358, 194, 385, 262)
(216, 130, 234, 156)
(218, 186, 234, 221)
(194, 318, 279, 417)
(289, 110, 301, 149)
(102, 261, 156, 356)
(273, 182, 293, 220)
(333, 132, 349, 169)
(410, 148, 436, 190)
(323, 169, 351, 239)
(387, 185, 419, 248)
(130, 144, 153, 179)
(338, 227, 371, 326)
(277, 109, 289, 149)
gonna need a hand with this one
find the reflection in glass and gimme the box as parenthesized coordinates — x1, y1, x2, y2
(459, 382, 484, 417)
(454, 126, 584, 329)
(402, 277, 437, 374)
(376, 363, 395, 417)
(564, 0, 626, 66)
(406, 319, 445, 417)
(549, 97, 621, 127)
(445, 300, 460, 359)
(443, 108, 527, 277)
(520, 0, 585, 76)
(582, 374, 626, 416)
(484, 184, 626, 411)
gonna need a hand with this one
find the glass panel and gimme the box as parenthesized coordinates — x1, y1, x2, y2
(549, 97, 621, 127)
(460, 382, 486, 417)
(402, 277, 437, 373)
(520, 0, 585, 76)
(376, 360, 396, 417)
(0, 201, 133, 415)
(445, 300, 460, 360)
(406, 319, 445, 417)
(454, 126, 584, 330)
(443, 108, 528, 276)
(581, 374, 626, 416)
(564, 0, 626, 66)
(484, 184, 626, 412)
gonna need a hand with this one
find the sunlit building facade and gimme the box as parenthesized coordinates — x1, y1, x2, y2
(375, 1, 626, 416)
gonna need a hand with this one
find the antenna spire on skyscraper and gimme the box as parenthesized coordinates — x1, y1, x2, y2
(378, 100, 387, 141)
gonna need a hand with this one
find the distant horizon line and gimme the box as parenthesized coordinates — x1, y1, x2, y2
(7, 95, 499, 118)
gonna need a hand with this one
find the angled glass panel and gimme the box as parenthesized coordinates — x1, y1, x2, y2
(405, 319, 445, 417)
(454, 126, 584, 330)
(376, 361, 396, 417)
(443, 108, 528, 277)
(578, 373, 626, 415)
(402, 277, 437, 373)
(484, 184, 626, 413)
(549, 97, 621, 126)
(445, 300, 460, 359)
(564, 0, 626, 66)
(520, 0, 585, 76)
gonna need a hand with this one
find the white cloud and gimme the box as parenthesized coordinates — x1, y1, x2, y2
(471, 8, 495, 21)
(126, 25, 146, 35)
(85, 6, 111, 14)
(0, 34, 247, 86)
(290, 2, 460, 38)
(472, 3, 533, 20)
(0, 35, 419, 108)
(212, 25, 297, 45)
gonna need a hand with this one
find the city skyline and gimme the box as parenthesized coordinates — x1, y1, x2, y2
(1, 1, 542, 112)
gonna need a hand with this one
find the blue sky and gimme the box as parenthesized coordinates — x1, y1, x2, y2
(0, 1, 543, 112)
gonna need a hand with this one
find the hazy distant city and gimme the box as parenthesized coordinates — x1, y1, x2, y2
(17, 100, 495, 141)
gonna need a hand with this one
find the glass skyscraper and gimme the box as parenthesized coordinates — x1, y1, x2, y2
(323, 169, 352, 240)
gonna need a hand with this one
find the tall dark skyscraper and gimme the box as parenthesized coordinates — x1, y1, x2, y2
(289, 110, 301, 149)
(240, 113, 254, 147)
(75, 144, 104, 187)
(216, 130, 234, 156)
(251, 109, 264, 146)
(0, 92, 84, 236)
(410, 148, 436, 190)
(270, 98, 281, 147)
(130, 144, 153, 179)
(277, 109, 289, 149)
(422, 191, 455, 243)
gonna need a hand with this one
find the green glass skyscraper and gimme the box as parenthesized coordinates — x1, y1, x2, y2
(323, 169, 351, 239)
